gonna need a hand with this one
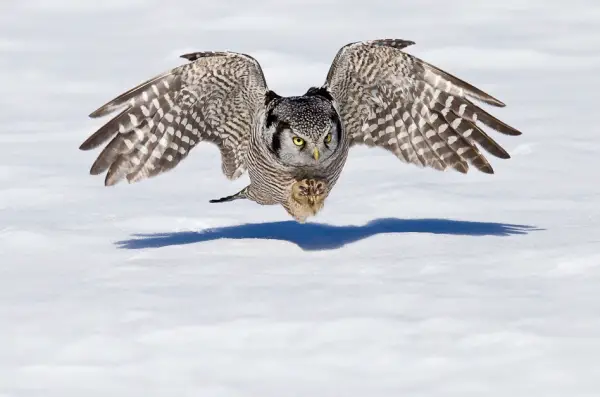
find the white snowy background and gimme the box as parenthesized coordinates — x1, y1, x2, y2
(1, 0, 599, 396)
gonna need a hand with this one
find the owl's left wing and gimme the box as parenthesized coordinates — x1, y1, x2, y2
(80, 51, 268, 186)
(324, 39, 521, 173)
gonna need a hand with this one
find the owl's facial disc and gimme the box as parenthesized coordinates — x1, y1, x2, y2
(265, 98, 342, 167)
(269, 125, 316, 167)
(276, 121, 339, 167)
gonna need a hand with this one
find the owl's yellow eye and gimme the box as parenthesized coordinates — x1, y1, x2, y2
(324, 133, 332, 144)
(292, 136, 305, 146)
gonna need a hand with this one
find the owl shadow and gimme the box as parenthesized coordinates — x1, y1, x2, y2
(116, 218, 541, 251)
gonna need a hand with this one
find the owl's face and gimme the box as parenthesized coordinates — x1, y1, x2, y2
(264, 95, 342, 168)
(273, 120, 340, 167)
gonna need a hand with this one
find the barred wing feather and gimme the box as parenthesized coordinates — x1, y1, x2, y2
(325, 39, 521, 174)
(80, 51, 268, 185)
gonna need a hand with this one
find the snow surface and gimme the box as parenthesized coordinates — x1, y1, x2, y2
(2, 1, 600, 396)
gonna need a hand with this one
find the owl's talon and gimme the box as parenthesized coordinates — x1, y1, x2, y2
(287, 178, 328, 221)
(292, 178, 326, 200)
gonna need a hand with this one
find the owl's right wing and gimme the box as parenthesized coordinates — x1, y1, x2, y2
(80, 51, 268, 186)
(324, 39, 521, 174)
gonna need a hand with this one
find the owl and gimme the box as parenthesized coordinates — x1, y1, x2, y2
(80, 39, 521, 222)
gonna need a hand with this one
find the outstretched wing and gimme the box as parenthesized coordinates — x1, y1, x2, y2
(80, 51, 268, 186)
(324, 39, 521, 174)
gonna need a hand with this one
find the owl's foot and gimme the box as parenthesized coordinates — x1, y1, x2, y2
(292, 179, 326, 205)
(287, 178, 328, 222)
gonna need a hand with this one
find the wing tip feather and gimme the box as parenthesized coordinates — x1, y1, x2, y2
(89, 160, 107, 176)
(504, 127, 522, 137)
(453, 162, 469, 174)
(179, 51, 238, 62)
(498, 150, 511, 160)
(368, 38, 416, 50)
(79, 140, 93, 151)
(104, 173, 118, 186)
(481, 96, 506, 108)
(89, 104, 119, 119)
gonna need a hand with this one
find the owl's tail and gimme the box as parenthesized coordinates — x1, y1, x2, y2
(209, 186, 249, 203)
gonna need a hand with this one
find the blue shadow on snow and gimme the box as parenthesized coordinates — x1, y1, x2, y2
(116, 218, 541, 252)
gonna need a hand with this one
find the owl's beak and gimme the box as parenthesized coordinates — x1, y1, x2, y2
(313, 147, 320, 161)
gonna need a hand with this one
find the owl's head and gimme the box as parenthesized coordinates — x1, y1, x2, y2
(264, 89, 342, 167)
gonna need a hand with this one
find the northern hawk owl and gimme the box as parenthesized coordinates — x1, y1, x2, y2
(80, 39, 521, 222)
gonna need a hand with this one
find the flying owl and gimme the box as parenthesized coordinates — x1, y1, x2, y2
(80, 39, 521, 222)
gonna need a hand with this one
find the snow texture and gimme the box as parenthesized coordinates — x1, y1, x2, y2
(1, 1, 600, 396)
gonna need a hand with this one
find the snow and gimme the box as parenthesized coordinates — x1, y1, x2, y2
(1, 0, 600, 396)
